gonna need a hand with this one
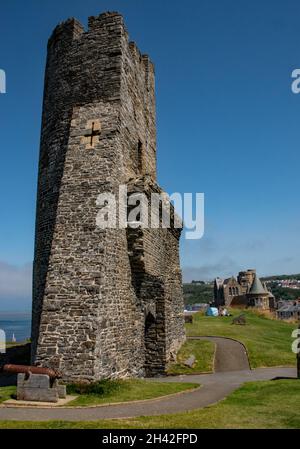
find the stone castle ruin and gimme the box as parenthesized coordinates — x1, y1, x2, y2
(31, 12, 185, 381)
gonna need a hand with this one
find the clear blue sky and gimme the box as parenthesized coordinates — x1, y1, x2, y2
(0, 0, 300, 311)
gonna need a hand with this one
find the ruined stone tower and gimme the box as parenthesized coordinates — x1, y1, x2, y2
(32, 12, 185, 381)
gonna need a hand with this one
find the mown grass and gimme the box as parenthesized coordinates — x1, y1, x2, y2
(0, 380, 299, 428)
(167, 339, 215, 375)
(186, 309, 297, 368)
(0, 380, 197, 408)
(66, 379, 198, 407)
(0, 386, 16, 403)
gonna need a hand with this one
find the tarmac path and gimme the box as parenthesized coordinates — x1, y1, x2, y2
(187, 336, 250, 372)
(0, 336, 296, 421)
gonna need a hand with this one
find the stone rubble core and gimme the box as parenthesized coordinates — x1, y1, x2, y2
(31, 11, 186, 382)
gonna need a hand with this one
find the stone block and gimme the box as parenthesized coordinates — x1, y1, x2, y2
(232, 314, 246, 325)
(184, 314, 193, 324)
(17, 373, 59, 403)
(17, 373, 50, 388)
(57, 384, 67, 399)
(17, 387, 58, 403)
(183, 355, 196, 368)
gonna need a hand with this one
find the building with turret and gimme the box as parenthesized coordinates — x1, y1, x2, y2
(214, 269, 275, 310)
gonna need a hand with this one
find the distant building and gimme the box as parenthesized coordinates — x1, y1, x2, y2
(185, 303, 208, 312)
(277, 303, 300, 320)
(191, 303, 208, 311)
(214, 276, 243, 306)
(247, 276, 275, 310)
(277, 298, 300, 309)
(214, 269, 275, 310)
(237, 269, 256, 293)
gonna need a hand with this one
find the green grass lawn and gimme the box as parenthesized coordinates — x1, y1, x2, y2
(0, 310, 297, 429)
(0, 380, 197, 408)
(0, 380, 299, 428)
(186, 309, 297, 368)
(167, 339, 215, 375)
(5, 340, 30, 348)
(0, 386, 16, 404)
(66, 379, 198, 407)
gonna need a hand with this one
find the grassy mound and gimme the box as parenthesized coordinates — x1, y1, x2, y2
(186, 309, 297, 368)
(167, 340, 215, 375)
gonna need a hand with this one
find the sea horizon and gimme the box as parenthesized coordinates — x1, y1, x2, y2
(0, 311, 31, 342)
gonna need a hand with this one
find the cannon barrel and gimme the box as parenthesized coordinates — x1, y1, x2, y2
(2, 364, 62, 379)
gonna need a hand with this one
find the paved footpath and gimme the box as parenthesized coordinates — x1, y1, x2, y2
(0, 336, 296, 421)
(188, 336, 250, 372)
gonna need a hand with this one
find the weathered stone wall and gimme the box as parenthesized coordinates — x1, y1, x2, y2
(32, 12, 185, 381)
(127, 177, 185, 375)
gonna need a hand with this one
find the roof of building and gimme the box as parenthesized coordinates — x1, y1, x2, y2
(223, 276, 237, 285)
(277, 304, 300, 313)
(263, 282, 275, 297)
(214, 277, 224, 288)
(248, 275, 267, 295)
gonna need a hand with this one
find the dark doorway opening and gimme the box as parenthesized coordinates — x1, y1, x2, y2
(144, 312, 157, 376)
(137, 140, 144, 173)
